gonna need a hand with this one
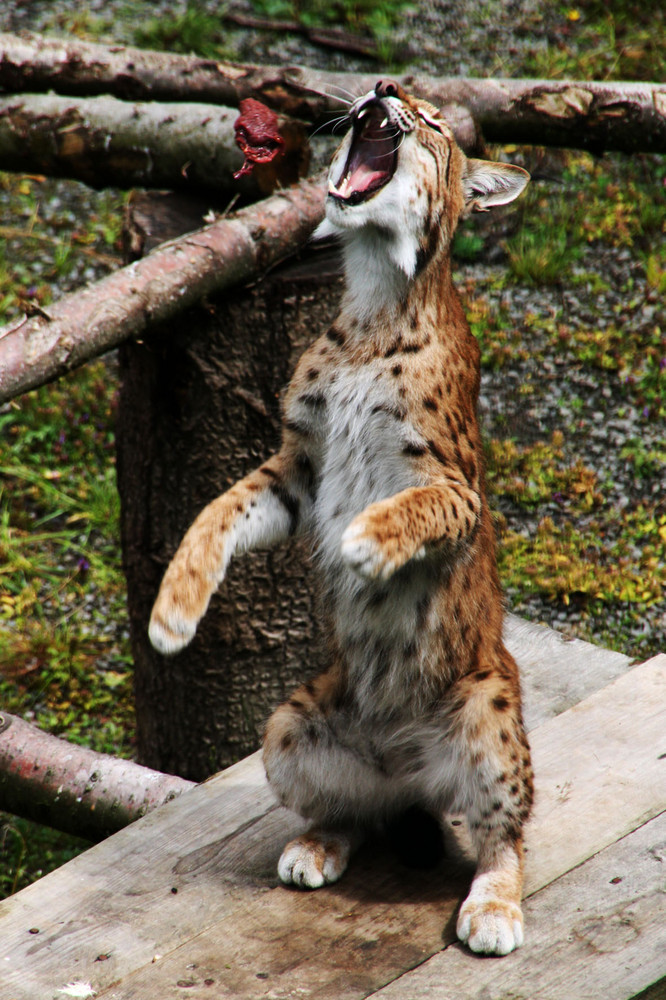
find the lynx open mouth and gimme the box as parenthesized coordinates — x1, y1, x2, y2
(328, 102, 401, 206)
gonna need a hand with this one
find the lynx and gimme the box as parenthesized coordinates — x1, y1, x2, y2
(149, 80, 533, 956)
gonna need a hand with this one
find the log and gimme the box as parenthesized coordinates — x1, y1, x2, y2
(0, 711, 194, 840)
(1, 32, 666, 153)
(0, 172, 326, 404)
(0, 92, 309, 197)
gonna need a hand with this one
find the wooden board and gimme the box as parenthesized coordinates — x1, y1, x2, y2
(369, 809, 666, 1000)
(503, 613, 632, 730)
(97, 653, 666, 999)
(0, 754, 280, 999)
(2, 654, 660, 1000)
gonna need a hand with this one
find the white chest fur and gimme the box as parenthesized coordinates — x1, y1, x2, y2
(293, 363, 417, 564)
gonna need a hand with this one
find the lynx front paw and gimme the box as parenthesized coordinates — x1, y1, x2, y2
(456, 898, 524, 956)
(148, 598, 198, 656)
(341, 523, 395, 580)
(278, 833, 351, 889)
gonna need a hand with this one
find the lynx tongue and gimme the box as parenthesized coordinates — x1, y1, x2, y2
(331, 106, 399, 203)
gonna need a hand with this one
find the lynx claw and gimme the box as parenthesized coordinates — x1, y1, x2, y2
(456, 899, 524, 956)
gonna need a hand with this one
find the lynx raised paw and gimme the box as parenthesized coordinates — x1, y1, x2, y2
(148, 602, 197, 656)
(456, 898, 524, 956)
(341, 522, 399, 580)
(278, 832, 351, 889)
(341, 520, 426, 581)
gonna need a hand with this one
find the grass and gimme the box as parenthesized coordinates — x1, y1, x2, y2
(0, 818, 89, 898)
(521, 0, 666, 81)
(132, 0, 410, 62)
(134, 2, 229, 58)
(0, 167, 130, 898)
(0, 362, 133, 753)
(0, 173, 124, 324)
(503, 153, 666, 287)
(0, 361, 133, 898)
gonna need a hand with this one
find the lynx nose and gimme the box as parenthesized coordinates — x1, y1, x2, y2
(375, 79, 400, 99)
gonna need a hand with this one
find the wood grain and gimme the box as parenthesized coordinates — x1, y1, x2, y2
(1, 655, 662, 999)
(370, 810, 666, 1000)
(504, 612, 632, 730)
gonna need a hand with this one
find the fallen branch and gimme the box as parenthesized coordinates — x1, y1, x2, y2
(1, 32, 665, 153)
(0, 711, 194, 840)
(0, 172, 325, 404)
(222, 11, 386, 59)
(0, 93, 309, 196)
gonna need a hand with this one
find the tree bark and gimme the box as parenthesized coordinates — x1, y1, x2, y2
(0, 93, 309, 197)
(116, 199, 343, 778)
(0, 173, 325, 405)
(1, 32, 665, 153)
(0, 711, 194, 840)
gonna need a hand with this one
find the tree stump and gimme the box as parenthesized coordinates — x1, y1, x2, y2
(117, 194, 341, 779)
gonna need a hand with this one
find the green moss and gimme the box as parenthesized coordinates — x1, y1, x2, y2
(519, 2, 666, 81)
(498, 510, 666, 607)
(464, 294, 528, 370)
(486, 433, 602, 511)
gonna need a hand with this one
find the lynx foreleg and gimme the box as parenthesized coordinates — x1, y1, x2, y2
(451, 670, 533, 955)
(149, 455, 305, 655)
(457, 839, 525, 956)
(341, 478, 481, 581)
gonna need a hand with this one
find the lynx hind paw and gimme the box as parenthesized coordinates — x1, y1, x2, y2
(456, 899, 524, 956)
(148, 604, 197, 656)
(278, 833, 351, 889)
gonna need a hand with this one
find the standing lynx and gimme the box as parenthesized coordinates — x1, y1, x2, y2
(150, 80, 533, 955)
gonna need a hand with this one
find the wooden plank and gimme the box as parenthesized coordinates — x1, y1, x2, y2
(90, 653, 666, 999)
(503, 613, 633, 730)
(2, 653, 663, 999)
(522, 653, 666, 894)
(0, 652, 654, 1000)
(0, 753, 288, 1000)
(369, 810, 666, 1000)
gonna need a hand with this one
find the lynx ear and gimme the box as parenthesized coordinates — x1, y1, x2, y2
(462, 159, 530, 214)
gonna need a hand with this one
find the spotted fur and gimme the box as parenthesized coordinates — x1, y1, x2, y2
(149, 82, 532, 956)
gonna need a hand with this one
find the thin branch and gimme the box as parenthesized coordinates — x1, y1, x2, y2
(0, 711, 194, 840)
(222, 11, 383, 59)
(0, 172, 326, 404)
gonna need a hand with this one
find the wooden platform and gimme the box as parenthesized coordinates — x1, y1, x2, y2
(1, 619, 665, 1000)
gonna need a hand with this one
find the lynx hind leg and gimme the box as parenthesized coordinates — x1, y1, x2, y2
(451, 665, 533, 955)
(278, 829, 356, 889)
(264, 677, 390, 888)
(456, 842, 525, 956)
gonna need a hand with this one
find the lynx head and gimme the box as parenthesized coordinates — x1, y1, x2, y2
(317, 80, 529, 285)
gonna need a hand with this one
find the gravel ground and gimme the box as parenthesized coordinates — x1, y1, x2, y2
(1, 0, 664, 662)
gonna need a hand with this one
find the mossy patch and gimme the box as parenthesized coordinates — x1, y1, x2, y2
(498, 510, 666, 608)
(486, 433, 602, 512)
